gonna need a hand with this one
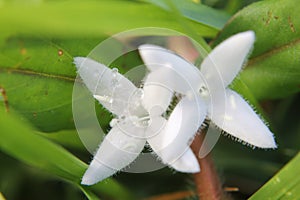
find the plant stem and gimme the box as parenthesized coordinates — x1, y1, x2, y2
(191, 131, 224, 200)
(167, 35, 226, 199)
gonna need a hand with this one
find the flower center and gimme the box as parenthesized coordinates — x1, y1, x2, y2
(127, 88, 151, 128)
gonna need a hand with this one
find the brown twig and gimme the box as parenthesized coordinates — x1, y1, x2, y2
(144, 190, 195, 200)
(191, 131, 225, 200)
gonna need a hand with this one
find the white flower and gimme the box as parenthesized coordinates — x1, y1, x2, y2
(74, 57, 200, 185)
(138, 31, 276, 166)
(74, 30, 277, 185)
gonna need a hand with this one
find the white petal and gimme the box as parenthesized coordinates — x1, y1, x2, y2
(138, 44, 204, 91)
(143, 65, 194, 115)
(198, 126, 221, 158)
(210, 89, 276, 148)
(201, 31, 255, 88)
(115, 115, 166, 139)
(74, 57, 137, 116)
(145, 116, 167, 139)
(170, 148, 200, 173)
(81, 124, 146, 185)
(144, 66, 194, 95)
(143, 69, 173, 115)
(147, 95, 206, 171)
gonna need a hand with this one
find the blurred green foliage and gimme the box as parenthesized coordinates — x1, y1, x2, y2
(0, 0, 299, 199)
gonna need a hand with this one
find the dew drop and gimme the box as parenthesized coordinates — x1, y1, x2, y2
(111, 68, 119, 87)
(109, 118, 118, 127)
(135, 88, 144, 99)
(112, 68, 118, 78)
(106, 96, 113, 104)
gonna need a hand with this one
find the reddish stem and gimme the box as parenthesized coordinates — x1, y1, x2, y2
(191, 132, 224, 200)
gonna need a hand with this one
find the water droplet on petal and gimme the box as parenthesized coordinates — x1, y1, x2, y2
(109, 118, 119, 127)
(136, 88, 144, 99)
(111, 68, 119, 87)
(112, 68, 118, 77)
(106, 96, 113, 103)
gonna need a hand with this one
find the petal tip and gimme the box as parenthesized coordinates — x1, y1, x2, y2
(250, 133, 277, 149)
(171, 162, 200, 173)
(241, 30, 256, 44)
(73, 57, 86, 69)
(81, 174, 99, 185)
(262, 137, 277, 149)
(169, 149, 201, 173)
(253, 128, 277, 149)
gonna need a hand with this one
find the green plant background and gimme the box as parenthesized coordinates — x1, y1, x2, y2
(0, 0, 299, 199)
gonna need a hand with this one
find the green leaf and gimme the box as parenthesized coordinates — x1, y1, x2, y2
(249, 152, 300, 200)
(144, 0, 231, 30)
(0, 0, 228, 132)
(79, 186, 100, 200)
(0, 110, 134, 200)
(38, 130, 85, 150)
(214, 0, 300, 100)
(0, 36, 75, 132)
(0, 36, 113, 132)
(0, 0, 218, 38)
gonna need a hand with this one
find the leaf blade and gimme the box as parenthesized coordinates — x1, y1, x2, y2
(214, 0, 300, 100)
(249, 153, 300, 200)
(144, 0, 231, 30)
(0, 0, 218, 38)
(0, 110, 134, 200)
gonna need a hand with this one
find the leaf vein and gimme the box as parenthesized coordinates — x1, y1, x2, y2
(247, 38, 300, 66)
(0, 67, 75, 82)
